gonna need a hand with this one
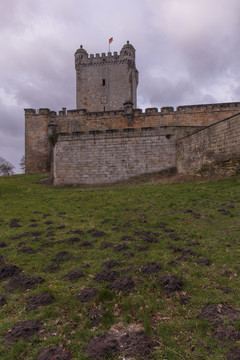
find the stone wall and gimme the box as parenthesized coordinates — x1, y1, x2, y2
(53, 127, 181, 185)
(25, 109, 53, 174)
(25, 102, 240, 181)
(177, 113, 240, 176)
(75, 43, 138, 112)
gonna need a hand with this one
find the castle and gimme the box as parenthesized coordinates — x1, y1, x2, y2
(25, 42, 240, 185)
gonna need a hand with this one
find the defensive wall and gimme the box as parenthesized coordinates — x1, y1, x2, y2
(25, 101, 240, 184)
(177, 112, 240, 176)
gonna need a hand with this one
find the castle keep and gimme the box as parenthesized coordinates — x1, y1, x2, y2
(25, 42, 240, 185)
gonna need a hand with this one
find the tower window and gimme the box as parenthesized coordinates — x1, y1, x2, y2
(102, 79, 106, 86)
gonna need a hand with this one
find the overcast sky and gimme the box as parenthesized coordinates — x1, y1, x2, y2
(1, 0, 240, 173)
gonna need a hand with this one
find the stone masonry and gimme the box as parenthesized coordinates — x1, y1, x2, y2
(25, 42, 240, 184)
(75, 42, 138, 112)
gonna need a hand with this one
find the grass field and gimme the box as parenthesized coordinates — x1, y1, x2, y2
(0, 174, 240, 359)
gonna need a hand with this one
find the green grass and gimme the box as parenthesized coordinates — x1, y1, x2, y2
(0, 174, 240, 359)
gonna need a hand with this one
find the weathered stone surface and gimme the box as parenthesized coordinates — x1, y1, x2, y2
(25, 42, 240, 183)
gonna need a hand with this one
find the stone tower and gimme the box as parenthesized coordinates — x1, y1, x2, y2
(75, 41, 138, 112)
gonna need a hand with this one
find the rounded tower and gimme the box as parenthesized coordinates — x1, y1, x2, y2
(75, 45, 88, 70)
(120, 41, 136, 60)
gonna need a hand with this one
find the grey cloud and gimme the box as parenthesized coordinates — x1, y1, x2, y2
(1, 0, 240, 171)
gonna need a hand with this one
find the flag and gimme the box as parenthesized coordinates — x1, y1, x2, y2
(109, 37, 113, 44)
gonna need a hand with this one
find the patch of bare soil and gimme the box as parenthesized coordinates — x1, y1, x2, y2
(65, 269, 84, 281)
(5, 274, 44, 292)
(121, 235, 135, 241)
(0, 241, 7, 248)
(99, 242, 113, 250)
(88, 229, 106, 238)
(52, 251, 74, 263)
(43, 264, 59, 272)
(102, 259, 121, 269)
(86, 330, 154, 359)
(143, 236, 158, 243)
(94, 270, 119, 283)
(36, 346, 72, 360)
(26, 293, 55, 311)
(109, 276, 135, 293)
(18, 246, 36, 254)
(9, 219, 21, 228)
(136, 245, 149, 252)
(88, 309, 106, 327)
(77, 288, 99, 302)
(67, 236, 81, 244)
(158, 275, 183, 294)
(71, 229, 84, 236)
(0, 293, 6, 307)
(212, 328, 240, 343)
(79, 241, 93, 248)
(141, 262, 162, 274)
(196, 257, 212, 266)
(199, 305, 240, 327)
(225, 347, 240, 360)
(113, 243, 130, 252)
(4, 320, 42, 344)
(0, 265, 20, 280)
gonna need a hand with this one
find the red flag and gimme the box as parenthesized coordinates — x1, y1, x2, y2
(109, 37, 113, 44)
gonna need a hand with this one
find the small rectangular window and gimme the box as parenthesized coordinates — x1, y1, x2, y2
(102, 79, 106, 86)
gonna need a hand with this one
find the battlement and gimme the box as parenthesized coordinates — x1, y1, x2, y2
(24, 101, 240, 120)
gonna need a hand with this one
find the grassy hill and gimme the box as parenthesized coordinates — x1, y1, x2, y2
(0, 174, 240, 359)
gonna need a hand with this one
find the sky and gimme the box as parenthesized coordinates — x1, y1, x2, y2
(1, 0, 240, 173)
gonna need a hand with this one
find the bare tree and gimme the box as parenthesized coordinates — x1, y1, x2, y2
(19, 155, 25, 173)
(0, 156, 15, 175)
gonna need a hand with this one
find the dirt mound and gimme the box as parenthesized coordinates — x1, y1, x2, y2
(199, 305, 240, 327)
(88, 309, 106, 327)
(121, 235, 135, 242)
(67, 236, 81, 244)
(0, 241, 7, 248)
(102, 259, 121, 269)
(71, 229, 84, 235)
(9, 219, 21, 228)
(113, 243, 129, 252)
(43, 264, 59, 272)
(212, 327, 240, 342)
(0, 254, 4, 264)
(94, 270, 119, 283)
(89, 230, 106, 237)
(18, 246, 36, 254)
(109, 276, 135, 293)
(86, 330, 154, 359)
(143, 236, 158, 243)
(77, 288, 99, 302)
(158, 275, 183, 294)
(225, 347, 240, 360)
(119, 331, 155, 357)
(4, 320, 42, 344)
(5, 274, 44, 292)
(196, 257, 212, 266)
(0, 294, 6, 307)
(36, 346, 72, 360)
(52, 251, 74, 263)
(26, 293, 55, 311)
(0, 265, 20, 280)
(86, 332, 118, 359)
(136, 245, 149, 252)
(141, 262, 162, 274)
(79, 241, 93, 248)
(99, 242, 113, 250)
(65, 269, 84, 281)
